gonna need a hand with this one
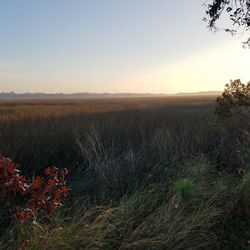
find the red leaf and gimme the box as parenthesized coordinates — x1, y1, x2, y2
(47, 178, 57, 186)
(6, 160, 16, 175)
(54, 189, 61, 201)
(33, 177, 43, 189)
(44, 166, 57, 175)
(61, 186, 69, 197)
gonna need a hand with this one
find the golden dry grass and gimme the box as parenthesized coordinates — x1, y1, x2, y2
(0, 96, 217, 121)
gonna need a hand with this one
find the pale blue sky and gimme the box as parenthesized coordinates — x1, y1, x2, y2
(0, 0, 249, 93)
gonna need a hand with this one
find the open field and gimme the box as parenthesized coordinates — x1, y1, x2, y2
(0, 96, 216, 120)
(1, 96, 250, 249)
(0, 96, 217, 178)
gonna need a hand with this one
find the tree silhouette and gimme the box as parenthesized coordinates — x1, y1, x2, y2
(214, 79, 250, 169)
(204, 0, 250, 47)
(215, 79, 250, 120)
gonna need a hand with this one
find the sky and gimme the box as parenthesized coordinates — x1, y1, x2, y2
(0, 0, 250, 94)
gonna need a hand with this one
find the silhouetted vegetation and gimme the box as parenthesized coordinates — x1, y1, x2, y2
(204, 0, 250, 47)
(214, 79, 250, 169)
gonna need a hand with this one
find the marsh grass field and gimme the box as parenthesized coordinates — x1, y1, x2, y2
(0, 96, 216, 176)
(1, 96, 250, 249)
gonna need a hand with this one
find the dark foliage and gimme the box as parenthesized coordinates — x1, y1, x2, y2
(204, 0, 250, 47)
(214, 79, 250, 169)
(215, 79, 250, 119)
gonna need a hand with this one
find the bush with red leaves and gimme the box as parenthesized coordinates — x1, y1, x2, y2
(0, 155, 69, 223)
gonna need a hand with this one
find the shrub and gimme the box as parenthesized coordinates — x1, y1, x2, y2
(0, 155, 69, 224)
(214, 79, 250, 169)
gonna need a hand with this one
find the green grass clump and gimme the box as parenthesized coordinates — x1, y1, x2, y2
(175, 178, 196, 200)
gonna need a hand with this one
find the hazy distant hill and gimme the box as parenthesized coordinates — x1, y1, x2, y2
(174, 91, 222, 96)
(0, 91, 222, 100)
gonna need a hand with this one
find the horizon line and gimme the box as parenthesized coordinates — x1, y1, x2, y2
(0, 90, 222, 95)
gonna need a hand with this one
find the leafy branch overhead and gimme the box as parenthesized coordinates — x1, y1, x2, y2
(204, 0, 250, 47)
